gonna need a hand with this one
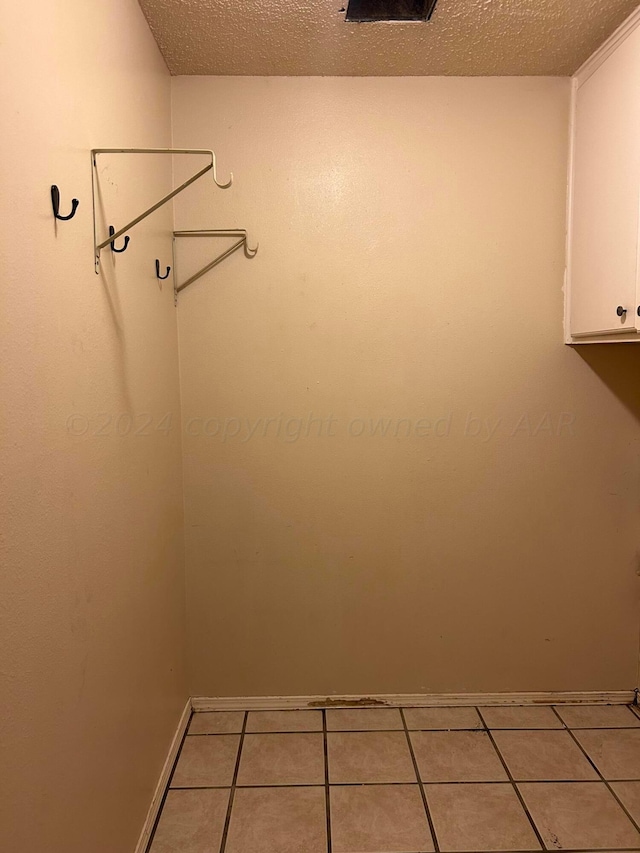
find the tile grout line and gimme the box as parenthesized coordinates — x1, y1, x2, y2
(218, 710, 248, 853)
(322, 709, 332, 853)
(474, 707, 547, 851)
(187, 725, 640, 734)
(399, 707, 441, 852)
(144, 708, 194, 853)
(549, 705, 640, 837)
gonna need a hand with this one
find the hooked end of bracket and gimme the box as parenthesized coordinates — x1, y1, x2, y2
(215, 171, 233, 190)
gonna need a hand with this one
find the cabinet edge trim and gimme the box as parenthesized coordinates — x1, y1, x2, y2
(575, 6, 640, 87)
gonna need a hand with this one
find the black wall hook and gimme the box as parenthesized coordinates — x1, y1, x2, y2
(109, 226, 130, 253)
(51, 185, 79, 221)
(156, 260, 171, 280)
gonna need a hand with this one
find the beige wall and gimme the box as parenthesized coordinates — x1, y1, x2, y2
(0, 3, 187, 853)
(172, 76, 640, 698)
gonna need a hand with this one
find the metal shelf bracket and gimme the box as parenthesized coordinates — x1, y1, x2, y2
(90, 148, 232, 272)
(172, 230, 259, 303)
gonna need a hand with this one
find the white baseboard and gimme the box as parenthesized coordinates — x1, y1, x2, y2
(134, 698, 192, 853)
(191, 690, 636, 712)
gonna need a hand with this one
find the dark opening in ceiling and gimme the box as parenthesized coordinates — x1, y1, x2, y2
(345, 0, 438, 22)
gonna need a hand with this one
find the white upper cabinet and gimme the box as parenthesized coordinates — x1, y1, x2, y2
(566, 9, 640, 343)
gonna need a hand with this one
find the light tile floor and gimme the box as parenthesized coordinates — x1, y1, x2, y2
(148, 703, 640, 853)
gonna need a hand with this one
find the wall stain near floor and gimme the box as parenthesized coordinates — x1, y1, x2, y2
(308, 696, 390, 707)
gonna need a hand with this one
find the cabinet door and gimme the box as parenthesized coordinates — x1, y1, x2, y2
(569, 23, 640, 338)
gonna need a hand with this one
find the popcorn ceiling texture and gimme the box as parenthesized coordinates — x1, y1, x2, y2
(137, 0, 639, 76)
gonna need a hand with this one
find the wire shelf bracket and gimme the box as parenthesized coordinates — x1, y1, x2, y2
(172, 230, 258, 304)
(90, 148, 232, 273)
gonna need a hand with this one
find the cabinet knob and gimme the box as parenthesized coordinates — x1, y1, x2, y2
(616, 306, 627, 317)
(637, 306, 640, 317)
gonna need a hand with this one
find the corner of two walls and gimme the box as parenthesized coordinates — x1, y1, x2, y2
(0, 2, 187, 853)
(169, 75, 640, 699)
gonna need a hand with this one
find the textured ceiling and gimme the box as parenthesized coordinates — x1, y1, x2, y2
(137, 0, 639, 76)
